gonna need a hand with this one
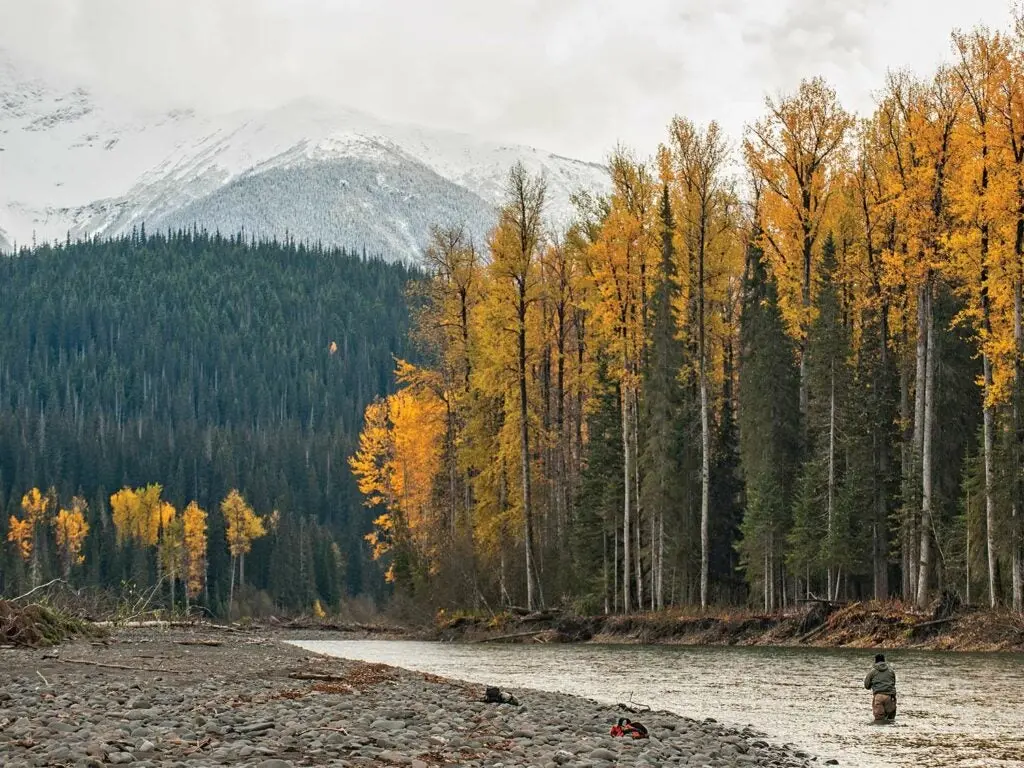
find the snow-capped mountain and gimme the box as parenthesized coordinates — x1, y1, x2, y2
(0, 51, 608, 259)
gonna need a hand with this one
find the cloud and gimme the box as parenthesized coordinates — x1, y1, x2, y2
(0, 0, 1015, 161)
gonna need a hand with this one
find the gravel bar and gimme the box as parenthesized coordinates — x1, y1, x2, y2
(0, 627, 832, 767)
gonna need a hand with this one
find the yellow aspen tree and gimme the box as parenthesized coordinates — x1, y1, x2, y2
(9, 487, 53, 586)
(181, 501, 208, 613)
(994, 16, 1024, 612)
(110, 484, 165, 547)
(744, 78, 853, 418)
(460, 272, 521, 602)
(157, 502, 184, 612)
(487, 161, 547, 610)
(221, 489, 266, 615)
(6, 516, 33, 562)
(587, 148, 658, 612)
(881, 67, 964, 607)
(350, 365, 447, 585)
(668, 117, 737, 609)
(415, 224, 480, 542)
(52, 496, 89, 580)
(539, 231, 590, 562)
(950, 27, 1015, 608)
(849, 115, 899, 600)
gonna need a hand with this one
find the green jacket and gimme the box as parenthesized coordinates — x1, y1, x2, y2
(864, 662, 896, 695)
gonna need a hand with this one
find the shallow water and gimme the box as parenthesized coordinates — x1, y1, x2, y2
(290, 639, 1024, 767)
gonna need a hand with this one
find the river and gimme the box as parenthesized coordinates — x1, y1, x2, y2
(290, 639, 1024, 767)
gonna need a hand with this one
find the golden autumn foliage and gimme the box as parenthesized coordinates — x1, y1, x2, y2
(350, 365, 446, 577)
(744, 78, 853, 348)
(7, 487, 55, 568)
(21, 487, 52, 526)
(6, 515, 33, 561)
(110, 484, 170, 547)
(181, 501, 208, 599)
(343, 14, 1024, 614)
(53, 497, 90, 571)
(221, 489, 266, 558)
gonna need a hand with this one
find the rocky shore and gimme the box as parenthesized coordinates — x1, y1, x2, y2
(0, 627, 829, 767)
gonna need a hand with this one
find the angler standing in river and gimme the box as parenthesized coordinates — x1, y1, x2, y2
(864, 653, 897, 723)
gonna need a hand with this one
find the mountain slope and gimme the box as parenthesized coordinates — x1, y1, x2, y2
(0, 52, 608, 259)
(0, 233, 417, 603)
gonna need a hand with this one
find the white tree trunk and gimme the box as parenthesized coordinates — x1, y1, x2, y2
(621, 376, 632, 613)
(917, 286, 936, 609)
(700, 365, 710, 610)
(827, 363, 836, 600)
(983, 352, 998, 608)
(633, 390, 643, 610)
(1014, 276, 1024, 613)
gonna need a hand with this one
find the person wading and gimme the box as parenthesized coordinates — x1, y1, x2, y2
(864, 653, 897, 723)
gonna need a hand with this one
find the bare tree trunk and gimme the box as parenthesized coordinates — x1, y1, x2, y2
(621, 373, 633, 613)
(519, 292, 538, 611)
(827, 362, 836, 599)
(228, 555, 236, 620)
(613, 522, 619, 613)
(169, 563, 176, 615)
(1015, 274, 1024, 613)
(655, 512, 663, 614)
(649, 501, 656, 611)
(917, 285, 936, 608)
(633, 389, 643, 609)
(983, 351, 998, 608)
(911, 286, 929, 601)
(603, 527, 609, 615)
(966, 483, 972, 606)
(699, 359, 710, 611)
(763, 548, 769, 613)
(875, 308, 891, 601)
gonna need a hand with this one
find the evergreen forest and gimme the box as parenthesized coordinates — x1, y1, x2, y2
(0, 230, 418, 616)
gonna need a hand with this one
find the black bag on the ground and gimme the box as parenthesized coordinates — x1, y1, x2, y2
(483, 686, 520, 706)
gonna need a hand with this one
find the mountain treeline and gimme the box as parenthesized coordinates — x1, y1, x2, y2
(0, 230, 418, 614)
(352, 21, 1024, 614)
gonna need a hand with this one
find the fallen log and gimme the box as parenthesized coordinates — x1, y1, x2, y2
(910, 617, 956, 631)
(796, 623, 830, 644)
(475, 630, 545, 644)
(287, 671, 349, 681)
(59, 658, 179, 673)
(174, 640, 222, 647)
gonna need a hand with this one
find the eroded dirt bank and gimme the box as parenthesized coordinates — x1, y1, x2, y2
(426, 600, 1024, 652)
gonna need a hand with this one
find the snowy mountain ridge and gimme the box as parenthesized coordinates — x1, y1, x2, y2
(0, 51, 609, 259)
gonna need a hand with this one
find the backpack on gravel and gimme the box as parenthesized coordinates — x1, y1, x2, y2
(483, 686, 520, 706)
(610, 717, 649, 739)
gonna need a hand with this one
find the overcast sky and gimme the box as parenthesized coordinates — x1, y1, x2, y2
(0, 0, 1016, 161)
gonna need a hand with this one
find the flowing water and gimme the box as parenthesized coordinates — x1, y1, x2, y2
(290, 639, 1024, 767)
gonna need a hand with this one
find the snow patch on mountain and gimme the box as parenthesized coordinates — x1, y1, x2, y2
(0, 51, 608, 260)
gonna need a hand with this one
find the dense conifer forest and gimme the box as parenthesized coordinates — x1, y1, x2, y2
(0, 231, 417, 615)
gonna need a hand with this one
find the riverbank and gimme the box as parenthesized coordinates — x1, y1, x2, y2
(0, 626, 824, 767)
(428, 600, 1024, 652)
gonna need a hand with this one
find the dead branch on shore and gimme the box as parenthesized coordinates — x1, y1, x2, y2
(58, 658, 180, 673)
(12, 579, 72, 602)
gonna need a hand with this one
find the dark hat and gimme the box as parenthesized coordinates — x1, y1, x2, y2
(874, 653, 885, 663)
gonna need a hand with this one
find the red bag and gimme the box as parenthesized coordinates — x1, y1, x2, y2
(610, 718, 649, 739)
